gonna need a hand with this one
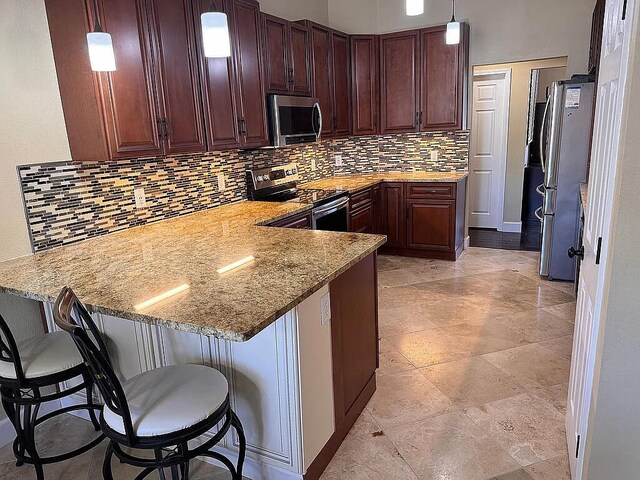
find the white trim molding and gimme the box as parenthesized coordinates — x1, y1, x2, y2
(501, 221, 523, 233)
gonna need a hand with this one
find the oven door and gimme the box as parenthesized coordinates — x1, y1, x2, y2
(312, 197, 349, 232)
(269, 95, 321, 147)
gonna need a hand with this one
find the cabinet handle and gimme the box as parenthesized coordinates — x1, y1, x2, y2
(162, 118, 170, 139)
(415, 111, 420, 126)
(157, 117, 164, 139)
(238, 117, 247, 136)
(288, 67, 294, 85)
(419, 111, 423, 125)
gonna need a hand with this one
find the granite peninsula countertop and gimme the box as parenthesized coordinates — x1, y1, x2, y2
(0, 202, 385, 342)
(300, 171, 468, 193)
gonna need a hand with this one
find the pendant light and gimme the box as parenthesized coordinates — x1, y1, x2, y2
(446, 0, 461, 45)
(406, 0, 424, 16)
(86, 0, 116, 71)
(201, 0, 232, 58)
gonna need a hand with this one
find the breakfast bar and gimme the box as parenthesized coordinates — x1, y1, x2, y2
(0, 201, 386, 480)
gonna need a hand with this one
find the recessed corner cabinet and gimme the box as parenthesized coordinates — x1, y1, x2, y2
(45, 0, 268, 162)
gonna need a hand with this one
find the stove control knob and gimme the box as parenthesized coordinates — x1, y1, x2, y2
(263, 174, 270, 181)
(256, 175, 263, 182)
(291, 168, 297, 174)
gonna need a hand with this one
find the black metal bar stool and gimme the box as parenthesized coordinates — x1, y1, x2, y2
(0, 311, 105, 479)
(53, 286, 247, 480)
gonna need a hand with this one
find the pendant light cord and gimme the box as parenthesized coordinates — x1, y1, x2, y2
(208, 0, 219, 13)
(451, 0, 456, 22)
(91, 0, 103, 33)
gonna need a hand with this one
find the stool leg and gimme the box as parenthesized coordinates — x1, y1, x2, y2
(179, 443, 190, 480)
(102, 442, 115, 480)
(231, 411, 246, 480)
(21, 401, 44, 480)
(155, 448, 167, 480)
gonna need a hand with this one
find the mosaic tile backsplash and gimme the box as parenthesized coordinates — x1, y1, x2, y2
(19, 130, 468, 252)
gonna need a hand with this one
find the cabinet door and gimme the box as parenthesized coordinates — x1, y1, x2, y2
(96, 0, 164, 159)
(194, 0, 242, 150)
(262, 14, 290, 94)
(381, 183, 405, 248)
(379, 30, 419, 134)
(289, 23, 312, 96)
(331, 30, 351, 137)
(420, 24, 468, 131)
(151, 0, 206, 154)
(349, 204, 373, 233)
(233, 0, 269, 148)
(351, 35, 378, 136)
(309, 22, 334, 138)
(330, 254, 378, 424)
(372, 185, 381, 233)
(406, 199, 455, 251)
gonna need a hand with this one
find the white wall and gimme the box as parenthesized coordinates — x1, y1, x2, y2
(0, 0, 70, 420)
(329, 0, 594, 75)
(258, 0, 329, 24)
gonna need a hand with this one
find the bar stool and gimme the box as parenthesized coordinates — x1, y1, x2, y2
(53, 286, 247, 480)
(0, 312, 104, 479)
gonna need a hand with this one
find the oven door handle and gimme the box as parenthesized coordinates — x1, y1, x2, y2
(312, 197, 349, 218)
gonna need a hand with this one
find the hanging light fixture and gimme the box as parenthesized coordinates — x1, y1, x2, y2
(446, 0, 461, 45)
(406, 0, 424, 16)
(86, 0, 116, 72)
(201, 0, 232, 58)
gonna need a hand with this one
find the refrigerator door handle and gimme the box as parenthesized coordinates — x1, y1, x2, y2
(539, 96, 551, 174)
(536, 183, 545, 197)
(534, 207, 544, 222)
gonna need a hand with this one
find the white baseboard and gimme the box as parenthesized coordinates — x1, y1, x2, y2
(464, 236, 470, 249)
(501, 222, 522, 233)
(0, 399, 62, 448)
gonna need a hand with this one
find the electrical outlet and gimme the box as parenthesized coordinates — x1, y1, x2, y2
(134, 187, 147, 209)
(334, 153, 343, 167)
(431, 150, 438, 162)
(217, 173, 226, 191)
(311, 158, 317, 171)
(320, 293, 331, 326)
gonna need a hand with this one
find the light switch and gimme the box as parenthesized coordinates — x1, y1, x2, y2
(334, 154, 343, 167)
(320, 293, 331, 326)
(311, 158, 317, 171)
(431, 150, 438, 162)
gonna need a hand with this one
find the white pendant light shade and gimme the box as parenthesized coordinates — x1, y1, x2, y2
(446, 21, 461, 45)
(406, 0, 424, 16)
(201, 11, 232, 58)
(86, 31, 116, 72)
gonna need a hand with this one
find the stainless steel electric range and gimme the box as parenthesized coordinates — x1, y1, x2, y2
(247, 163, 349, 231)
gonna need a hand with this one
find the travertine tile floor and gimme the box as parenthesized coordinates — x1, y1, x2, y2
(321, 248, 575, 480)
(0, 248, 575, 480)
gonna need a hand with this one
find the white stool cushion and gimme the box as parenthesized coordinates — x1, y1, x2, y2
(0, 331, 83, 380)
(103, 364, 229, 438)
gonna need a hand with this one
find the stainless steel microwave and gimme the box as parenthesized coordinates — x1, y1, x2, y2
(267, 95, 322, 148)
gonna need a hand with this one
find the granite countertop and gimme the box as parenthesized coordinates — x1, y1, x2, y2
(0, 202, 385, 342)
(580, 184, 588, 215)
(300, 171, 469, 193)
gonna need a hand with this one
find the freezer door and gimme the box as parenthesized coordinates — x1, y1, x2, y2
(539, 214, 554, 277)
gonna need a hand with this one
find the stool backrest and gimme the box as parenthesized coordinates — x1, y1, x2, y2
(0, 314, 26, 385)
(53, 286, 137, 444)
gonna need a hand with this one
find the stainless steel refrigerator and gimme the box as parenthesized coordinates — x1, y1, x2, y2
(537, 79, 594, 281)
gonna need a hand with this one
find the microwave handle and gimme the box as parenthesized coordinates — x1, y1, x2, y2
(312, 102, 322, 139)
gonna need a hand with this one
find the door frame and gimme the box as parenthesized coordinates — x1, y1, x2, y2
(469, 68, 512, 231)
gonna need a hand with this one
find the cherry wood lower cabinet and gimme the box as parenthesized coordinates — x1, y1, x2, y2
(379, 179, 467, 260)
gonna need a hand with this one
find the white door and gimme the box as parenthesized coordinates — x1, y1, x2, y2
(566, 0, 636, 478)
(469, 72, 510, 229)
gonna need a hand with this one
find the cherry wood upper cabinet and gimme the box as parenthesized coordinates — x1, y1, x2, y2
(262, 14, 312, 96)
(351, 35, 378, 136)
(45, 0, 209, 161)
(331, 30, 351, 137)
(150, 0, 207, 154)
(420, 24, 469, 131)
(232, 0, 269, 148)
(262, 14, 290, 93)
(308, 22, 334, 138)
(379, 30, 420, 134)
(193, 0, 242, 150)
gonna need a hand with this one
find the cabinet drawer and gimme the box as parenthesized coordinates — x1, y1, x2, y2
(406, 183, 455, 200)
(349, 188, 373, 210)
(349, 204, 374, 233)
(269, 211, 312, 229)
